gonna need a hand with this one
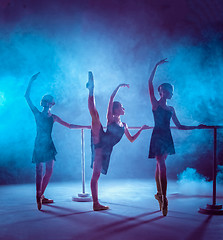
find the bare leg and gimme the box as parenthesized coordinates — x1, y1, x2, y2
(41, 160, 54, 196)
(36, 163, 43, 210)
(156, 155, 168, 216)
(156, 155, 167, 197)
(87, 72, 109, 211)
(91, 152, 109, 211)
(154, 162, 162, 210)
(91, 149, 102, 205)
(155, 162, 161, 195)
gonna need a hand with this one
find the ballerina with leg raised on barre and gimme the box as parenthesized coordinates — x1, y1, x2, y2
(87, 71, 149, 211)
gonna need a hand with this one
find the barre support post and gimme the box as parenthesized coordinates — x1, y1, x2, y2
(199, 127, 223, 215)
(72, 129, 92, 202)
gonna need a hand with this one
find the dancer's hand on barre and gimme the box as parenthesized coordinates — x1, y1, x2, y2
(141, 125, 151, 130)
(197, 124, 209, 129)
(156, 58, 168, 67)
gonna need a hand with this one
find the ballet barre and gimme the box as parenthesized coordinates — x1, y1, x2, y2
(72, 125, 223, 215)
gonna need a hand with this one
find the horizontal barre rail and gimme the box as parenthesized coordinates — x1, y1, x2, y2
(76, 125, 223, 213)
(74, 126, 223, 130)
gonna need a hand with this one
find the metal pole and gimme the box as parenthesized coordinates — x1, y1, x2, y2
(72, 128, 92, 202)
(81, 129, 85, 194)
(213, 127, 217, 206)
(199, 126, 223, 214)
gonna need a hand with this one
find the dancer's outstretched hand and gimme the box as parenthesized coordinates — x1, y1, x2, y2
(30, 72, 40, 82)
(119, 83, 130, 88)
(156, 58, 168, 66)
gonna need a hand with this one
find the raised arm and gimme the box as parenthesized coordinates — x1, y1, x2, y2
(106, 83, 129, 123)
(171, 107, 201, 130)
(24, 72, 40, 112)
(148, 59, 168, 108)
(124, 123, 150, 143)
(53, 115, 91, 129)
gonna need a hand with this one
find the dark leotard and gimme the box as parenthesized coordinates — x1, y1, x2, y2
(149, 105, 175, 158)
(32, 108, 57, 163)
(91, 122, 125, 174)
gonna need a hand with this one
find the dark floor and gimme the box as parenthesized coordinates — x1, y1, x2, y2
(0, 179, 223, 240)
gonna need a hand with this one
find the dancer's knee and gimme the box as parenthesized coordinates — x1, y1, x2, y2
(156, 157, 166, 173)
(36, 163, 43, 177)
(91, 171, 100, 183)
(45, 161, 54, 178)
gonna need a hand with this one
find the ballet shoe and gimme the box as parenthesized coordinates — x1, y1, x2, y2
(155, 193, 162, 211)
(162, 196, 168, 216)
(86, 71, 94, 90)
(93, 203, 109, 211)
(42, 195, 54, 204)
(36, 195, 43, 210)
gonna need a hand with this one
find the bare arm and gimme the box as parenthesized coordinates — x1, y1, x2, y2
(124, 124, 150, 143)
(106, 83, 129, 123)
(53, 115, 91, 129)
(148, 59, 168, 109)
(24, 72, 40, 112)
(171, 107, 200, 130)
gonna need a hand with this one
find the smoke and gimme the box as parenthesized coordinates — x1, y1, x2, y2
(0, 0, 223, 184)
(177, 167, 223, 196)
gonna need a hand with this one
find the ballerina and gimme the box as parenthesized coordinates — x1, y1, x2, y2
(148, 59, 204, 216)
(25, 72, 90, 210)
(86, 71, 149, 211)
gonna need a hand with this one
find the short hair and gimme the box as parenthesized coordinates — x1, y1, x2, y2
(40, 94, 55, 107)
(158, 83, 173, 94)
(112, 101, 121, 115)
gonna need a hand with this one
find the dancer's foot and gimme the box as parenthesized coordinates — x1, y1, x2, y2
(36, 195, 43, 210)
(93, 203, 109, 211)
(42, 195, 54, 204)
(86, 71, 94, 90)
(155, 193, 162, 211)
(162, 196, 168, 216)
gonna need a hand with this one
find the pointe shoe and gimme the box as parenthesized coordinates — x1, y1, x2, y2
(162, 196, 168, 216)
(36, 195, 43, 210)
(155, 193, 162, 211)
(86, 71, 94, 89)
(93, 203, 109, 211)
(42, 195, 54, 204)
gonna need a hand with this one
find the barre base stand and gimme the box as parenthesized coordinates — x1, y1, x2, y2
(72, 193, 92, 202)
(199, 204, 223, 215)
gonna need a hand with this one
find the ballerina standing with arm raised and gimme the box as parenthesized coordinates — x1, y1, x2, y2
(148, 59, 203, 216)
(25, 72, 90, 210)
(86, 71, 149, 211)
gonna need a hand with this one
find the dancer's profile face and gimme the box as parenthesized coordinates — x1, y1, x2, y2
(41, 101, 55, 109)
(160, 87, 173, 100)
(114, 103, 125, 116)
